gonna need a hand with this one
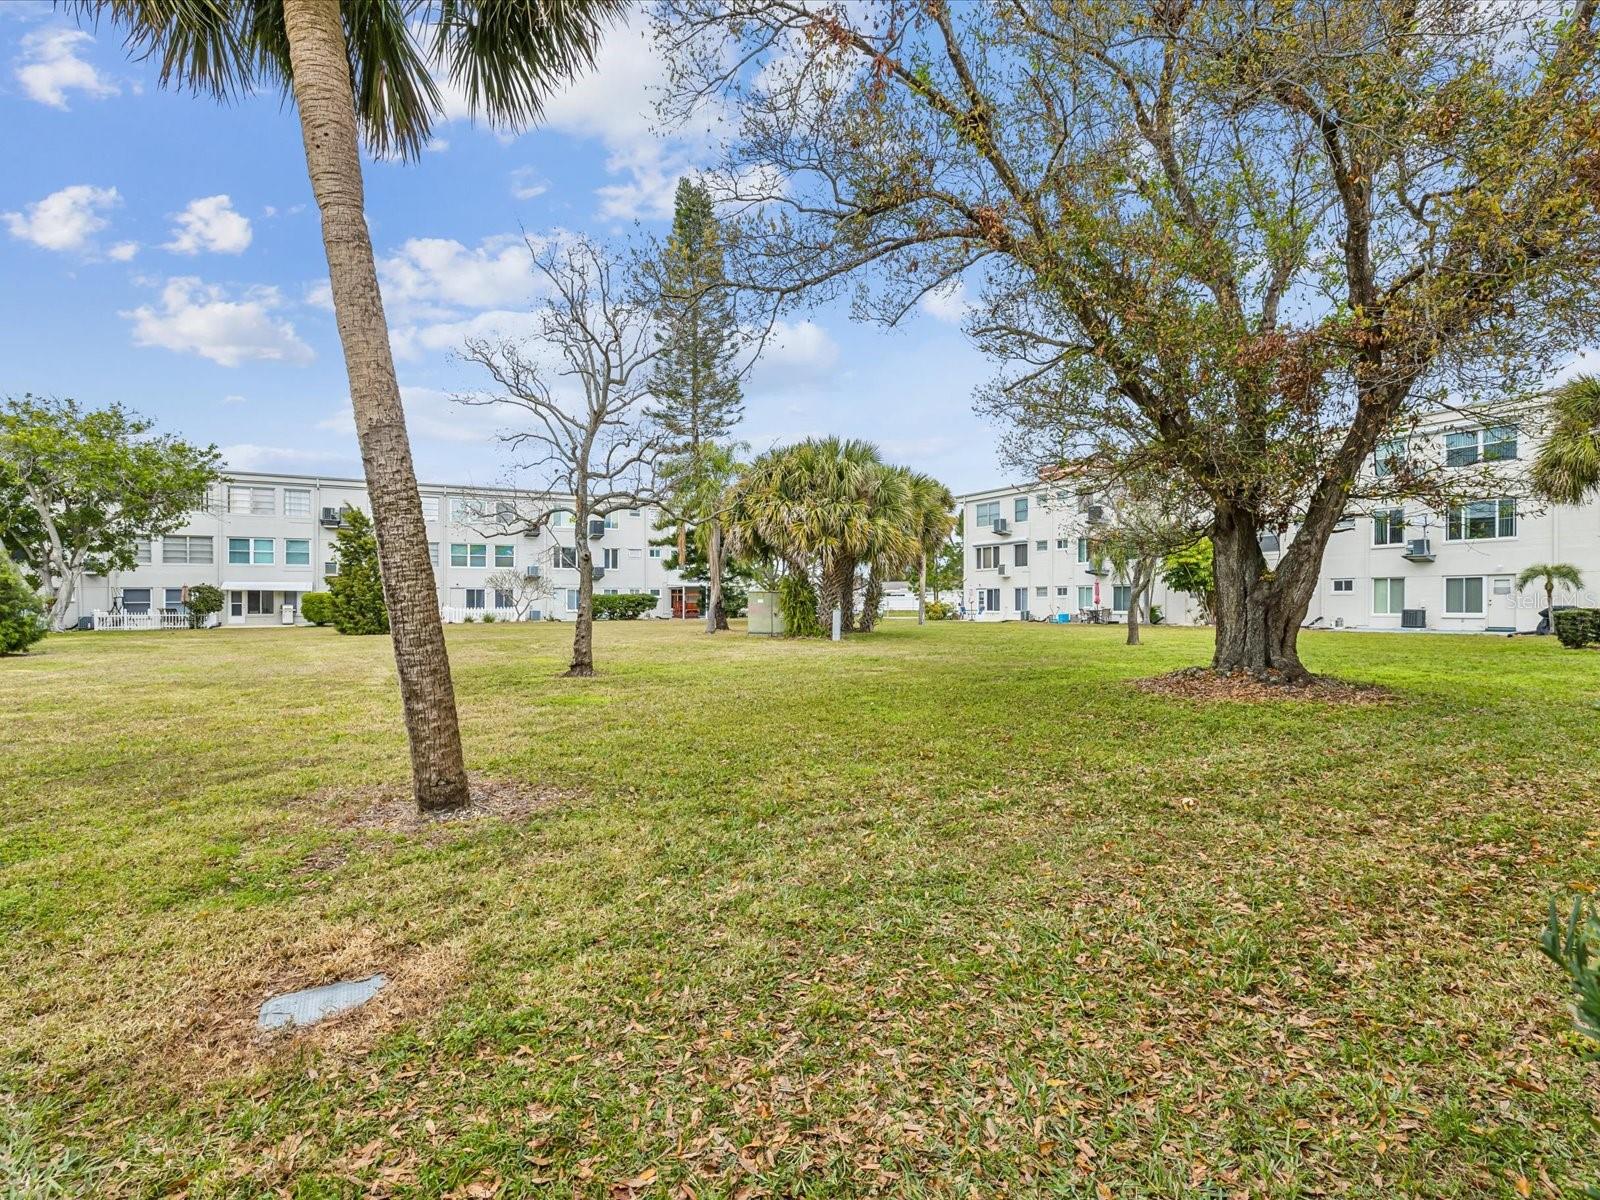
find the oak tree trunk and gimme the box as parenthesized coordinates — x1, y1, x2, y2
(1209, 509, 1311, 680)
(569, 497, 596, 675)
(1126, 560, 1151, 646)
(282, 0, 470, 812)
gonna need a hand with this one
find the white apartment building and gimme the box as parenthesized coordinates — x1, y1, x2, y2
(964, 411, 1600, 634)
(956, 486, 1201, 623)
(64, 470, 691, 628)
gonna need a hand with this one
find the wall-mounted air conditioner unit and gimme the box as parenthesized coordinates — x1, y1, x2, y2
(587, 519, 606, 539)
(1403, 538, 1434, 561)
(591, 566, 606, 581)
(524, 564, 541, 579)
(996, 562, 1010, 577)
(319, 507, 343, 527)
(1401, 607, 1427, 629)
(991, 517, 1010, 535)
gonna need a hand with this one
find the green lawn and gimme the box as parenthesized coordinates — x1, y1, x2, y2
(3, 621, 1599, 1198)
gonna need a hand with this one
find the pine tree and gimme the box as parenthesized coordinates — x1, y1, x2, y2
(651, 178, 745, 632)
(329, 509, 389, 636)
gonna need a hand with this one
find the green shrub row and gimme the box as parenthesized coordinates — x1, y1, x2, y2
(1554, 608, 1600, 649)
(592, 593, 657, 620)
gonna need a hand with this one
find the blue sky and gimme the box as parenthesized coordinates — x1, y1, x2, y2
(0, 5, 1002, 494)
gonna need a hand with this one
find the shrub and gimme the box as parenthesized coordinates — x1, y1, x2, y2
(300, 592, 333, 626)
(0, 556, 46, 655)
(1554, 608, 1600, 649)
(183, 583, 223, 629)
(329, 510, 388, 635)
(1149, 604, 1164, 626)
(778, 573, 824, 637)
(481, 612, 497, 623)
(592, 593, 657, 620)
(924, 599, 955, 621)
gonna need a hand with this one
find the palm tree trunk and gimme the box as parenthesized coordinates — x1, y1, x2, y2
(918, 551, 927, 626)
(281, 0, 469, 813)
(1548, 580, 1555, 634)
(705, 520, 722, 635)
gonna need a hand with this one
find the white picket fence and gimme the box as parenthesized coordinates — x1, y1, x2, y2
(439, 605, 527, 624)
(91, 609, 205, 631)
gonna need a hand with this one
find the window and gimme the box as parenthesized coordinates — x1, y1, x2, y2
(1057, 586, 1071, 596)
(1332, 578, 1354, 593)
(1258, 532, 1281, 553)
(550, 509, 575, 527)
(975, 545, 1000, 569)
(1056, 538, 1070, 550)
(1373, 577, 1405, 615)
(465, 588, 485, 610)
(553, 545, 577, 569)
(133, 540, 151, 564)
(1077, 537, 1089, 563)
(1374, 438, 1405, 478)
(421, 496, 440, 522)
(121, 588, 151, 613)
(605, 588, 619, 595)
(164, 535, 212, 564)
(1035, 585, 1048, 597)
(1373, 508, 1405, 546)
(628, 507, 640, 517)
(603, 548, 620, 569)
(1492, 576, 1514, 596)
(629, 547, 642, 558)
(565, 588, 580, 609)
(230, 589, 275, 616)
(494, 544, 515, 568)
(1036, 539, 1048, 552)
(495, 588, 513, 609)
(285, 538, 311, 566)
(228, 537, 273, 565)
(1445, 576, 1485, 615)
(284, 488, 312, 518)
(451, 543, 487, 567)
(649, 546, 662, 558)
(428, 542, 439, 567)
(1113, 585, 1131, 611)
(1014, 542, 1029, 567)
(650, 588, 661, 596)
(1077, 585, 1094, 609)
(1014, 587, 1029, 612)
(1446, 425, 1518, 467)
(978, 587, 1000, 613)
(1014, 496, 1029, 523)
(975, 500, 1000, 528)
(604, 514, 619, 529)
(1446, 498, 1515, 541)
(164, 587, 186, 613)
(229, 485, 274, 515)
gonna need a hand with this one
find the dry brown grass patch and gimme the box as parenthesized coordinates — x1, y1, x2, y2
(1134, 665, 1394, 704)
(315, 775, 568, 835)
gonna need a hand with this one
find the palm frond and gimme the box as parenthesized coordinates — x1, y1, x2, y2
(1532, 375, 1600, 506)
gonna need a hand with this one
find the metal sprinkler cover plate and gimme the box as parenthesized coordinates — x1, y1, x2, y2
(258, 974, 387, 1031)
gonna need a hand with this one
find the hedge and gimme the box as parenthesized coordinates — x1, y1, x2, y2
(300, 592, 333, 626)
(592, 593, 658, 620)
(1554, 608, 1600, 649)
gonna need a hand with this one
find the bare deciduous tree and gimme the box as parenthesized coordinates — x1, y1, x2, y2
(457, 238, 665, 676)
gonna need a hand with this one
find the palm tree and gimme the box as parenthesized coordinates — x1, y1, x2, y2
(1518, 563, 1585, 634)
(1532, 375, 1600, 505)
(907, 472, 956, 626)
(82, 0, 624, 811)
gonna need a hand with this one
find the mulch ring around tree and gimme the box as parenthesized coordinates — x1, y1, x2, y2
(1134, 666, 1394, 705)
(318, 775, 570, 836)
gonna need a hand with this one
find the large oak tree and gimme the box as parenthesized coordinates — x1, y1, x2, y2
(659, 0, 1600, 679)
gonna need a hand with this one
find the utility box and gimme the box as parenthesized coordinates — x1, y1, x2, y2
(747, 589, 781, 636)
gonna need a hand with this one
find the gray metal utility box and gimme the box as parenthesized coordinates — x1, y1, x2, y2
(746, 589, 782, 636)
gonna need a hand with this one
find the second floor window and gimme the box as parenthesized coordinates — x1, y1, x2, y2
(1446, 425, 1518, 467)
(228, 537, 273, 564)
(229, 486, 274, 515)
(553, 545, 577, 569)
(975, 545, 1000, 569)
(494, 544, 515, 568)
(1373, 508, 1405, 546)
(451, 543, 487, 568)
(1446, 498, 1515, 541)
(975, 500, 1000, 528)
(285, 539, 311, 566)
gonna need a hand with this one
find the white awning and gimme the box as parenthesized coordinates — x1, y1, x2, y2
(220, 581, 312, 591)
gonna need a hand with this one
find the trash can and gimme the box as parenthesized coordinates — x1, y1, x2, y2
(747, 589, 782, 636)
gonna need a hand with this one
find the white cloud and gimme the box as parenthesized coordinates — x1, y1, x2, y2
(510, 167, 548, 200)
(1554, 348, 1600, 384)
(920, 280, 974, 324)
(14, 28, 118, 110)
(318, 384, 510, 445)
(222, 393, 247, 405)
(390, 308, 540, 362)
(763, 319, 840, 371)
(107, 240, 139, 261)
(164, 195, 253, 255)
(122, 277, 314, 367)
(424, 137, 450, 153)
(221, 443, 353, 472)
(4, 184, 119, 252)
(377, 235, 537, 317)
(304, 280, 334, 310)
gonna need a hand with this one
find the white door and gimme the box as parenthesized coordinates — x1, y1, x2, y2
(227, 590, 246, 626)
(1488, 575, 1517, 630)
